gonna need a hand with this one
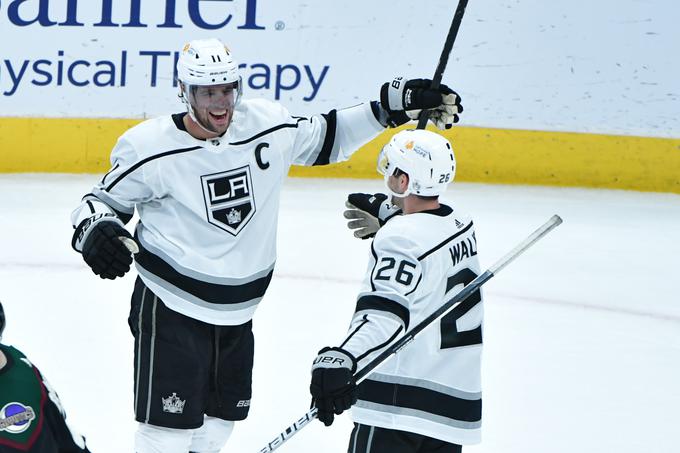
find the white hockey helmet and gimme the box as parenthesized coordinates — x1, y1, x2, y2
(177, 38, 240, 86)
(176, 38, 242, 132)
(377, 129, 456, 197)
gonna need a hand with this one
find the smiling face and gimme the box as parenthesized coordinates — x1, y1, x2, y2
(183, 82, 238, 137)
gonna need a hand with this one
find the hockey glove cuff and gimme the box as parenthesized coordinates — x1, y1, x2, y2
(310, 347, 358, 426)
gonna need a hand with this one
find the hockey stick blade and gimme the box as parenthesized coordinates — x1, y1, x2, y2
(256, 214, 562, 453)
(417, 0, 470, 129)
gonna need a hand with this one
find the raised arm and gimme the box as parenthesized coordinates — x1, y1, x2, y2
(291, 77, 462, 167)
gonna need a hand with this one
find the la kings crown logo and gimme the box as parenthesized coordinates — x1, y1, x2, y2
(201, 166, 256, 236)
(161, 393, 186, 414)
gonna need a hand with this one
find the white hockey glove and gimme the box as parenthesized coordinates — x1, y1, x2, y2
(344, 193, 402, 239)
(379, 77, 463, 129)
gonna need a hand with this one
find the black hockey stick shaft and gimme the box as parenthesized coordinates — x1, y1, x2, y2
(257, 215, 563, 453)
(417, 0, 470, 129)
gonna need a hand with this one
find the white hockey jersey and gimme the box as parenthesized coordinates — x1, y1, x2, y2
(71, 98, 384, 325)
(340, 204, 483, 445)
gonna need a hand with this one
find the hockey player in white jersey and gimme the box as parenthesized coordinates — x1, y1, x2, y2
(310, 129, 483, 453)
(69, 37, 462, 453)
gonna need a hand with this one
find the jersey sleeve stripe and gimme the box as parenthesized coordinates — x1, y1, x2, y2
(83, 193, 134, 224)
(356, 326, 403, 362)
(229, 121, 303, 146)
(104, 146, 202, 192)
(417, 221, 474, 261)
(356, 295, 410, 329)
(100, 162, 120, 185)
(369, 243, 379, 292)
(339, 315, 369, 348)
(298, 117, 328, 166)
(312, 109, 338, 166)
(352, 308, 406, 331)
(84, 192, 134, 214)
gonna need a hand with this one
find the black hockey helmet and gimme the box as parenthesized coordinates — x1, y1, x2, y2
(0, 301, 4, 340)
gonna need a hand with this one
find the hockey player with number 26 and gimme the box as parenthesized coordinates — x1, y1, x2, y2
(311, 129, 483, 453)
(69, 37, 463, 453)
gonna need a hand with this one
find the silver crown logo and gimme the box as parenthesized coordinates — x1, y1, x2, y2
(227, 208, 242, 225)
(161, 393, 186, 414)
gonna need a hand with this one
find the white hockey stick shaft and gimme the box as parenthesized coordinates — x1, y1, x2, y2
(257, 214, 563, 453)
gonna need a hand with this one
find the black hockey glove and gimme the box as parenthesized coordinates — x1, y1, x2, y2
(344, 193, 402, 239)
(379, 77, 463, 129)
(310, 347, 358, 426)
(72, 213, 136, 280)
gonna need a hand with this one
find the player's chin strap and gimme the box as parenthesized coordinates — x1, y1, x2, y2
(256, 214, 564, 453)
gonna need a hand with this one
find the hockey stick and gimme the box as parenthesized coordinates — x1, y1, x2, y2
(417, 0, 470, 129)
(257, 214, 563, 453)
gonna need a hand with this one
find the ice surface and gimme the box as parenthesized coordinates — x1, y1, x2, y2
(1, 175, 678, 452)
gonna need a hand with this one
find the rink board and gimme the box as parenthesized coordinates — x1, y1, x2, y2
(1, 117, 678, 193)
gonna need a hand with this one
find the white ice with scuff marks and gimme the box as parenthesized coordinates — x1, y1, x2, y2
(0, 175, 678, 452)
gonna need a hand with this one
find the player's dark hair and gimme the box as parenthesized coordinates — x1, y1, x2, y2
(393, 168, 406, 177)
